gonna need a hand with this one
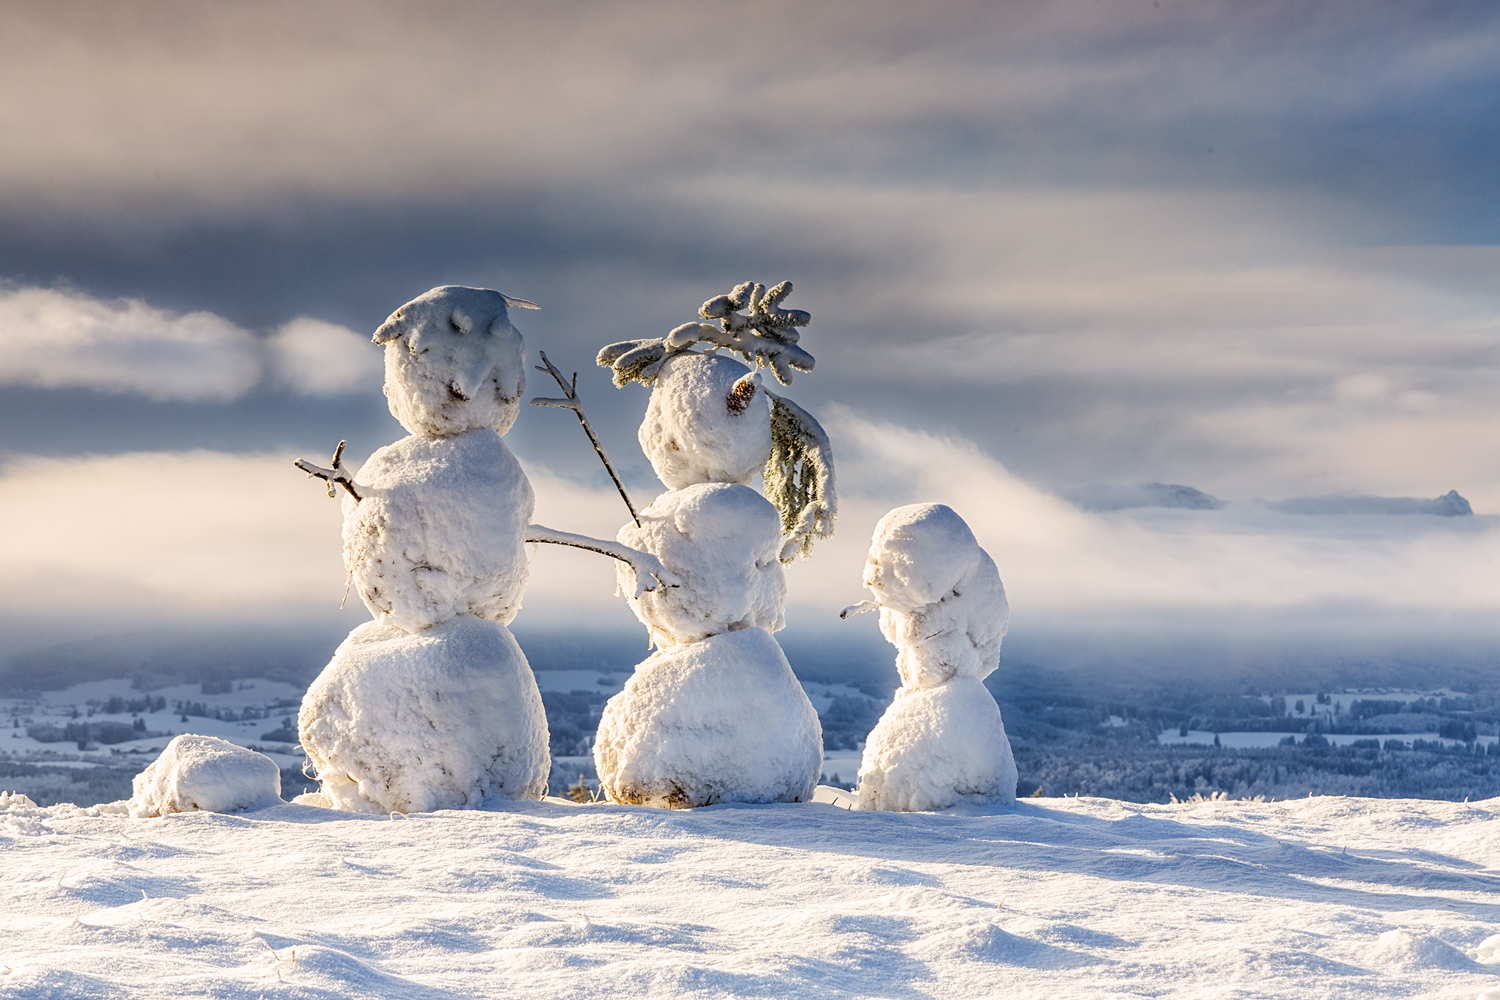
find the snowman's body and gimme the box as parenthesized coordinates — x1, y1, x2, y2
(851, 503, 1018, 811)
(297, 286, 552, 813)
(593, 352, 823, 806)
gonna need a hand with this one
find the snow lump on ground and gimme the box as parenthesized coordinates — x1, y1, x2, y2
(127, 735, 282, 818)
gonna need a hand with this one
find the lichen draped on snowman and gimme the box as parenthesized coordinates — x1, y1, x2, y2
(294, 286, 676, 814)
(582, 281, 836, 807)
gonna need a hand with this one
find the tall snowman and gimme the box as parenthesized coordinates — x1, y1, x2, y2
(294, 285, 675, 814)
(841, 503, 1018, 810)
(583, 281, 836, 807)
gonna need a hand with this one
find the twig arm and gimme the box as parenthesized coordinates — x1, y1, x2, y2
(295, 440, 362, 501)
(525, 524, 681, 598)
(839, 600, 879, 620)
(530, 351, 641, 527)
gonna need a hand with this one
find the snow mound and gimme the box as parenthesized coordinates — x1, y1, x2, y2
(638, 353, 771, 489)
(593, 627, 821, 807)
(127, 735, 282, 818)
(856, 678, 1018, 811)
(1472, 932, 1500, 964)
(616, 482, 785, 643)
(298, 615, 549, 813)
(1370, 929, 1477, 971)
(343, 428, 534, 632)
(373, 285, 529, 437)
(865, 503, 1008, 686)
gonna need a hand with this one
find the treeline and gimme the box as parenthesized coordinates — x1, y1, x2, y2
(1015, 738, 1500, 803)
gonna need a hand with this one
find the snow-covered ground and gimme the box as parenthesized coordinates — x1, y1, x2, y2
(5, 790, 1500, 998)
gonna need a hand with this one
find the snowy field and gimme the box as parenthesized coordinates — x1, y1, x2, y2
(5, 790, 1500, 999)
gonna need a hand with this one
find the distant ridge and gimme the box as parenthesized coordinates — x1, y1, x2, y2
(1068, 482, 1226, 512)
(1269, 490, 1473, 517)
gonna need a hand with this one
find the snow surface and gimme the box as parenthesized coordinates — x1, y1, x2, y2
(342, 428, 534, 632)
(616, 482, 786, 644)
(592, 628, 822, 808)
(637, 353, 771, 489)
(299, 616, 549, 813)
(5, 790, 1500, 998)
(127, 736, 281, 818)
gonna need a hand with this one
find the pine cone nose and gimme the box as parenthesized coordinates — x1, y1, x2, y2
(727, 371, 761, 413)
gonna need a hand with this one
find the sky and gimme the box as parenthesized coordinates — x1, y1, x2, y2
(3, 1, 1499, 681)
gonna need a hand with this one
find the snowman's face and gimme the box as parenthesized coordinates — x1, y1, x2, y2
(374, 285, 527, 437)
(639, 353, 772, 489)
(862, 503, 981, 612)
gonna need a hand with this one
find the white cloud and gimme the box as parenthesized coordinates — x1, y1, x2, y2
(267, 317, 384, 395)
(0, 286, 262, 400)
(0, 450, 348, 615)
(5, 430, 1497, 645)
(0, 285, 376, 400)
(784, 409, 1500, 626)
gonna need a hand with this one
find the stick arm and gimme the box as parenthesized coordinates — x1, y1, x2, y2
(839, 600, 880, 620)
(524, 524, 682, 598)
(294, 440, 362, 501)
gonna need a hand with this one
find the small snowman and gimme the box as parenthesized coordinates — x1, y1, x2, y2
(294, 285, 675, 814)
(841, 503, 1018, 811)
(578, 281, 835, 807)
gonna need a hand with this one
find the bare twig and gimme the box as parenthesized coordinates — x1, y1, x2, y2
(530, 352, 639, 527)
(294, 440, 362, 502)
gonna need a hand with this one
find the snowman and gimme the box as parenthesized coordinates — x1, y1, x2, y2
(841, 503, 1018, 811)
(578, 281, 835, 807)
(294, 285, 676, 814)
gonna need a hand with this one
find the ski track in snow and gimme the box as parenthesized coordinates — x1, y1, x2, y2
(4, 792, 1500, 998)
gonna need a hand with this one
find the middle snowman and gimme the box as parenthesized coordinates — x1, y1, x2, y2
(588, 281, 836, 807)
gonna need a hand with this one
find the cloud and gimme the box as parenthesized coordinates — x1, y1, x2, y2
(0, 450, 349, 615)
(6, 425, 1498, 654)
(784, 409, 1500, 627)
(266, 317, 384, 395)
(0, 286, 261, 400)
(0, 285, 379, 400)
(0, 3, 1496, 211)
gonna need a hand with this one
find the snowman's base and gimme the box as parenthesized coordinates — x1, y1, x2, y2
(855, 676, 1018, 811)
(299, 615, 550, 813)
(593, 628, 822, 808)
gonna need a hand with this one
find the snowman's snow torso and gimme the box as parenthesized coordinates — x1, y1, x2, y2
(855, 677, 1016, 812)
(300, 616, 549, 813)
(615, 483, 786, 644)
(594, 628, 821, 807)
(876, 548, 1008, 690)
(343, 428, 535, 633)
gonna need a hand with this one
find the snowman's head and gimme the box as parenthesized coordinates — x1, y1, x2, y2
(373, 285, 536, 437)
(863, 503, 982, 612)
(639, 353, 773, 489)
